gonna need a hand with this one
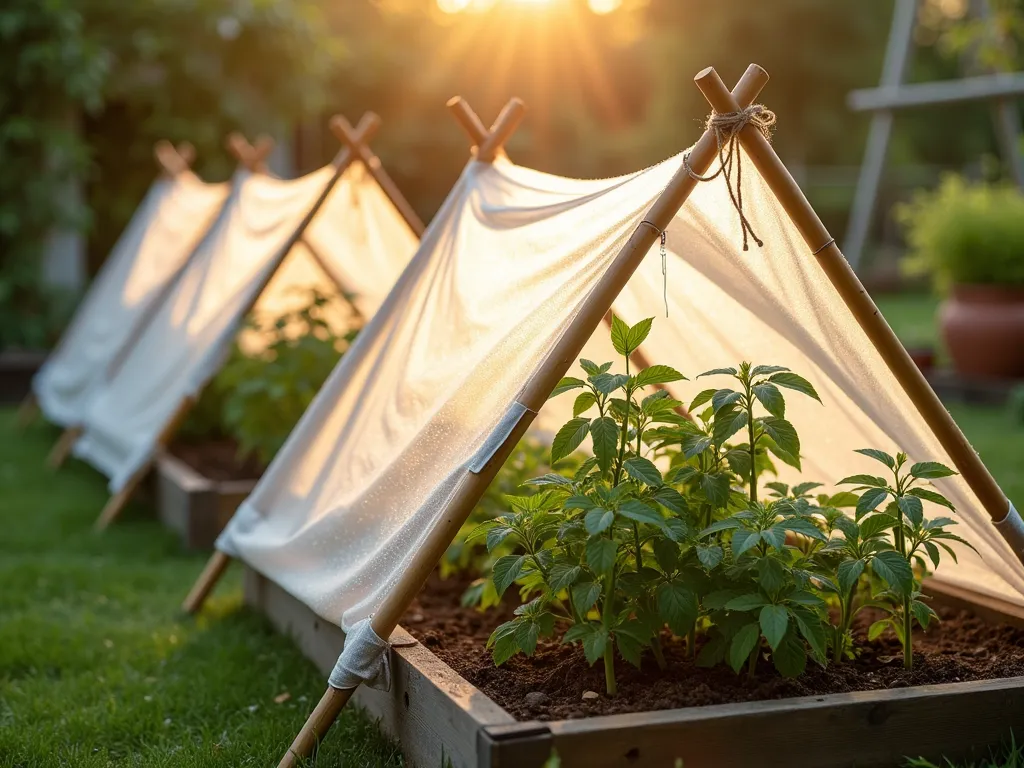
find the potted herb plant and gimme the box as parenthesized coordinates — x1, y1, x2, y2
(897, 175, 1024, 379)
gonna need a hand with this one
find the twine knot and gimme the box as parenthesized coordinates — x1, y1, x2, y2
(683, 104, 776, 251)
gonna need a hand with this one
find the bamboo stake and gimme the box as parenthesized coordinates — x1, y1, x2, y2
(226, 132, 275, 173)
(278, 66, 770, 766)
(693, 67, 1015, 538)
(153, 140, 195, 177)
(181, 550, 232, 614)
(93, 396, 196, 531)
(180, 114, 382, 612)
(16, 392, 39, 429)
(47, 426, 82, 469)
(329, 115, 426, 237)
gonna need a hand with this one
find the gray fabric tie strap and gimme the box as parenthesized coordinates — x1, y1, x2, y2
(994, 501, 1024, 563)
(328, 618, 391, 691)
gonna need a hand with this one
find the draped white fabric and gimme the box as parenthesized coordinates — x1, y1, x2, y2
(218, 153, 1024, 634)
(32, 171, 231, 427)
(72, 163, 418, 492)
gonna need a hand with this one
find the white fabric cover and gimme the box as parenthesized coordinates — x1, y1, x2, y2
(32, 171, 231, 427)
(72, 163, 418, 492)
(219, 153, 1024, 636)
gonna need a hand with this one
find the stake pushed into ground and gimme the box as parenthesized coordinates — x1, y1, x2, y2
(225, 132, 275, 173)
(276, 65, 770, 768)
(153, 140, 196, 177)
(692, 66, 1021, 564)
(180, 113, 399, 606)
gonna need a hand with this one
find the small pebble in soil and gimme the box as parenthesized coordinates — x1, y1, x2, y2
(889, 680, 908, 688)
(524, 691, 550, 709)
(581, 691, 600, 701)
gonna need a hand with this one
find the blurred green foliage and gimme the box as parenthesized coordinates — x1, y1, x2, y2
(898, 175, 1024, 290)
(181, 288, 360, 466)
(0, 0, 339, 348)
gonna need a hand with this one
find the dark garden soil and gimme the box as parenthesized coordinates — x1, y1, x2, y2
(402, 573, 1024, 721)
(168, 439, 265, 482)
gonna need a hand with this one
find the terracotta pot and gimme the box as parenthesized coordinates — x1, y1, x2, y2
(905, 346, 935, 374)
(939, 285, 1024, 379)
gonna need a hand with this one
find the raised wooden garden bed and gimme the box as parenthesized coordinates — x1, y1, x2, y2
(0, 349, 46, 403)
(244, 566, 1024, 768)
(155, 450, 256, 549)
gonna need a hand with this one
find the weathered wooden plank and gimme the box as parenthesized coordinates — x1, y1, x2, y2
(531, 677, 1024, 768)
(849, 72, 1024, 112)
(242, 567, 514, 768)
(925, 578, 1024, 630)
(155, 452, 255, 549)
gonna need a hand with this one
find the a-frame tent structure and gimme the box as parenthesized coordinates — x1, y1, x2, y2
(182, 64, 1022, 766)
(27, 141, 234, 435)
(66, 113, 424, 531)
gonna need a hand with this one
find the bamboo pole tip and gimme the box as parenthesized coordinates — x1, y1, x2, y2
(328, 114, 353, 140)
(225, 131, 246, 152)
(446, 95, 465, 109)
(694, 67, 738, 112)
(693, 66, 718, 83)
(253, 135, 275, 156)
(177, 142, 196, 166)
(358, 111, 383, 135)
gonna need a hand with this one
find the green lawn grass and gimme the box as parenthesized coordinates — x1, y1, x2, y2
(874, 292, 942, 351)
(0, 410, 402, 767)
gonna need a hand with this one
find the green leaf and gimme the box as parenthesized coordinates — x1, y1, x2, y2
(713, 409, 748, 446)
(725, 593, 768, 612)
(552, 418, 590, 464)
(898, 495, 924, 527)
(712, 389, 743, 413)
(486, 526, 514, 552)
(854, 448, 896, 469)
(771, 628, 807, 677)
(623, 456, 663, 487)
(907, 487, 956, 512)
(614, 627, 646, 669)
(911, 598, 939, 629)
(768, 372, 821, 403)
(515, 621, 541, 656)
(698, 367, 738, 378)
(584, 508, 614, 535)
(792, 482, 823, 498)
(752, 383, 786, 418)
(652, 486, 688, 514)
(571, 581, 601, 612)
(760, 417, 800, 462)
(548, 564, 581, 591)
(777, 518, 827, 542)
(489, 622, 522, 665)
(837, 558, 866, 596)
(697, 544, 724, 570)
(586, 537, 617, 575)
(731, 529, 761, 558)
(758, 557, 787, 593)
(582, 626, 609, 665)
(856, 487, 890, 519)
(837, 474, 889, 488)
(550, 377, 585, 398)
(910, 461, 957, 480)
(867, 619, 891, 641)
(618, 500, 665, 528)
(564, 494, 597, 511)
(727, 623, 761, 673)
(573, 391, 598, 417)
(793, 609, 828, 662)
(859, 514, 896, 540)
(626, 318, 655, 353)
(701, 472, 732, 509)
(634, 365, 686, 388)
(591, 373, 629, 395)
(699, 517, 742, 538)
(689, 388, 717, 412)
(579, 359, 608, 376)
(759, 605, 789, 650)
(871, 550, 915, 596)
(610, 314, 632, 356)
(751, 364, 790, 377)
(589, 416, 619, 473)
(492, 555, 526, 597)
(656, 581, 698, 635)
(652, 537, 679, 572)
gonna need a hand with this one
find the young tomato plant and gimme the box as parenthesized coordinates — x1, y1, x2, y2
(476, 316, 691, 696)
(692, 363, 821, 502)
(838, 449, 973, 669)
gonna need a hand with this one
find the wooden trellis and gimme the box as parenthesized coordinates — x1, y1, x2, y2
(844, 0, 1024, 269)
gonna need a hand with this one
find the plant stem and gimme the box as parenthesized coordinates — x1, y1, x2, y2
(903, 594, 913, 670)
(603, 642, 617, 696)
(745, 390, 757, 504)
(632, 523, 642, 572)
(688, 626, 697, 659)
(612, 357, 630, 486)
(601, 566, 617, 696)
(652, 635, 667, 670)
(747, 643, 759, 679)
